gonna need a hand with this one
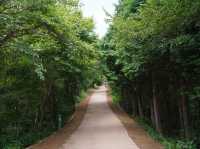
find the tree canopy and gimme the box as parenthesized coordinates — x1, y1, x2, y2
(102, 0, 200, 148)
(0, 0, 102, 148)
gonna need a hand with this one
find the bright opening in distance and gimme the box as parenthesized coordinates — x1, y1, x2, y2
(80, 0, 119, 38)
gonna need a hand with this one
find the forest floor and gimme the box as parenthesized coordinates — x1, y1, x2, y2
(28, 86, 163, 149)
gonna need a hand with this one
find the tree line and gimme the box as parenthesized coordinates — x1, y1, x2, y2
(102, 0, 200, 148)
(0, 0, 101, 148)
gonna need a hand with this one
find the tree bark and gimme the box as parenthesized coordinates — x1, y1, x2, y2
(152, 72, 162, 134)
(138, 92, 144, 118)
(180, 78, 190, 138)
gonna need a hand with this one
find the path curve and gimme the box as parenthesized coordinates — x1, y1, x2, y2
(61, 86, 139, 149)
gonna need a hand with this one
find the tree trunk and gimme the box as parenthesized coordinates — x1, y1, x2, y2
(138, 92, 144, 118)
(38, 80, 57, 129)
(180, 78, 190, 138)
(150, 100, 155, 127)
(152, 72, 162, 134)
(132, 85, 139, 117)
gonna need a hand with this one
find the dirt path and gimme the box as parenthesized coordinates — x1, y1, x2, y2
(29, 86, 163, 149)
(61, 86, 139, 149)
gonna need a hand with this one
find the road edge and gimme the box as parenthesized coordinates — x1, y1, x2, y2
(106, 89, 164, 149)
(27, 89, 94, 149)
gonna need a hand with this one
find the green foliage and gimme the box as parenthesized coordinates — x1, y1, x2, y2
(75, 90, 87, 103)
(0, 0, 102, 147)
(102, 0, 200, 147)
(110, 88, 122, 105)
(137, 118, 196, 149)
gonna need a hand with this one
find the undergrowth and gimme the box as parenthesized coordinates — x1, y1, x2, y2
(1, 91, 89, 149)
(110, 89, 196, 149)
(137, 118, 196, 149)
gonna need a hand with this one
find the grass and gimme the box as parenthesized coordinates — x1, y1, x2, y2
(110, 89, 122, 105)
(136, 118, 196, 149)
(76, 90, 87, 103)
(0, 128, 54, 149)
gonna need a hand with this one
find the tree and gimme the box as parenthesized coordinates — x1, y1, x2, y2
(102, 0, 200, 147)
(0, 0, 102, 148)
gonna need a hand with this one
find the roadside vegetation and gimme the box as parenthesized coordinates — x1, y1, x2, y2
(101, 0, 200, 148)
(0, 0, 102, 148)
(1, 0, 200, 148)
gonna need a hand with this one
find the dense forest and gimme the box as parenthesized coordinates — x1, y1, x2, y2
(1, 0, 200, 149)
(102, 0, 200, 148)
(0, 0, 102, 148)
